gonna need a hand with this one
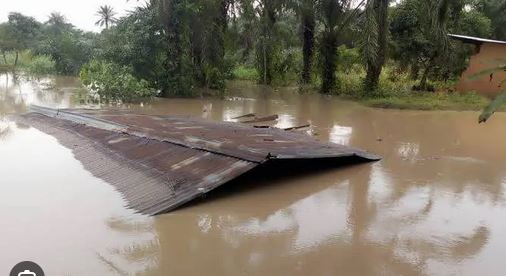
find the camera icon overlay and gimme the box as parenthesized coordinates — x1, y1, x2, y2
(10, 261, 44, 276)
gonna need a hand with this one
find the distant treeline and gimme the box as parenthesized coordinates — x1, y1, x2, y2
(0, 0, 504, 98)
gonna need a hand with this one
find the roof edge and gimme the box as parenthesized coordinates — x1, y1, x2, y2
(448, 34, 506, 45)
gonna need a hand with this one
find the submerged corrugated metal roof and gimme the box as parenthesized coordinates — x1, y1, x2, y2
(449, 34, 506, 45)
(18, 106, 380, 215)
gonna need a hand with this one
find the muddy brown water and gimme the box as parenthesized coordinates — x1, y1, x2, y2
(1, 73, 506, 275)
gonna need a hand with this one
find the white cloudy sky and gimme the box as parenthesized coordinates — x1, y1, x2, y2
(0, 0, 143, 32)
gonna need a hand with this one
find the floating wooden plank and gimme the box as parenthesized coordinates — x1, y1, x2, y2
(283, 124, 311, 131)
(242, 114, 279, 124)
(232, 113, 256, 119)
(17, 106, 380, 215)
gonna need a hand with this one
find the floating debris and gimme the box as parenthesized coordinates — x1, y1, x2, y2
(232, 113, 256, 119)
(242, 114, 279, 123)
(283, 124, 311, 131)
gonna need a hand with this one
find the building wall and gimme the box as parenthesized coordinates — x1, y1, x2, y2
(457, 42, 506, 98)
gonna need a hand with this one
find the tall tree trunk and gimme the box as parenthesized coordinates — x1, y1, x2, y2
(239, 0, 255, 62)
(257, 0, 277, 85)
(206, 0, 228, 89)
(364, 0, 389, 92)
(320, 30, 338, 93)
(218, 0, 228, 53)
(410, 62, 420, 80)
(301, 1, 315, 84)
(191, 34, 205, 86)
(208, 0, 228, 68)
(419, 56, 435, 91)
(263, 43, 267, 84)
(159, 0, 189, 96)
(14, 51, 18, 66)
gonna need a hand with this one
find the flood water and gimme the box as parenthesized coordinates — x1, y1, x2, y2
(1, 73, 506, 275)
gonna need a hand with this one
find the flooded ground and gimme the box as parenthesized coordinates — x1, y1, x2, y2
(1, 73, 506, 275)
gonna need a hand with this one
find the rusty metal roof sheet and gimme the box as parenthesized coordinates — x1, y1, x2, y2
(18, 106, 380, 215)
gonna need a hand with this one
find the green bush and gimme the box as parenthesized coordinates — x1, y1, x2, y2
(334, 64, 421, 98)
(273, 47, 302, 84)
(80, 60, 157, 102)
(336, 45, 361, 73)
(26, 55, 55, 75)
(336, 69, 365, 97)
(232, 65, 258, 81)
(35, 31, 94, 75)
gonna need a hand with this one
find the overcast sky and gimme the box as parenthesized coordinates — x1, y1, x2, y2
(0, 0, 142, 32)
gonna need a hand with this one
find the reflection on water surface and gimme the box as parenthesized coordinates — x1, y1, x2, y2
(1, 73, 506, 275)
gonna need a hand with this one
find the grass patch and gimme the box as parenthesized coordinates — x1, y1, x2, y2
(329, 65, 496, 112)
(0, 51, 32, 67)
(0, 50, 55, 75)
(362, 92, 496, 111)
(232, 65, 258, 81)
(0, 64, 14, 72)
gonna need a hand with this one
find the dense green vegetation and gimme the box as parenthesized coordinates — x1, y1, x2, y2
(0, 0, 505, 108)
(80, 60, 157, 102)
(0, 12, 95, 75)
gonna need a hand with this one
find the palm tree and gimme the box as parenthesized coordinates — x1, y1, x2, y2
(417, 0, 453, 91)
(47, 12, 67, 27)
(317, 0, 366, 93)
(255, 0, 283, 85)
(95, 5, 118, 29)
(289, 0, 317, 84)
(362, 0, 389, 93)
(46, 12, 70, 35)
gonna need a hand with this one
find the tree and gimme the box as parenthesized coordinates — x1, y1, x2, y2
(290, 0, 316, 84)
(97, 4, 165, 86)
(46, 12, 73, 35)
(154, 0, 194, 96)
(389, 0, 426, 79)
(389, 0, 478, 90)
(0, 23, 16, 64)
(362, 0, 389, 93)
(95, 5, 118, 29)
(316, 0, 365, 93)
(391, 0, 492, 85)
(36, 12, 94, 75)
(473, 0, 506, 40)
(255, 0, 283, 85)
(440, 9, 491, 79)
(6, 12, 41, 66)
(415, 0, 453, 90)
(236, 0, 257, 62)
(189, 0, 231, 90)
(106, 0, 231, 95)
(36, 30, 94, 74)
(47, 12, 67, 27)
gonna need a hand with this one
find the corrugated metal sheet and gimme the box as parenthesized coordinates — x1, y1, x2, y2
(58, 108, 380, 162)
(18, 107, 380, 215)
